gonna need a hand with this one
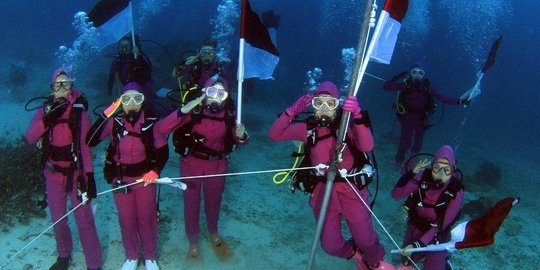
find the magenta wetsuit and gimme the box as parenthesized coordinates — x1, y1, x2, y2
(383, 79, 459, 164)
(268, 112, 385, 266)
(391, 145, 464, 270)
(86, 108, 188, 261)
(179, 106, 248, 245)
(26, 89, 102, 269)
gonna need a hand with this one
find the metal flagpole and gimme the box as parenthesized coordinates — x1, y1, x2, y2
(305, 0, 376, 269)
(236, 0, 248, 124)
(129, 1, 137, 60)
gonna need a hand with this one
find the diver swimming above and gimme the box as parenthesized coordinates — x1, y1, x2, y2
(384, 62, 470, 169)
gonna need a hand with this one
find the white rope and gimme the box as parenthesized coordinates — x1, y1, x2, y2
(0, 200, 86, 268)
(166, 165, 320, 181)
(0, 181, 145, 268)
(343, 174, 421, 270)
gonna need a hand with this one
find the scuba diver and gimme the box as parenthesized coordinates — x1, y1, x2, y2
(391, 145, 464, 270)
(85, 82, 200, 270)
(171, 38, 228, 104)
(384, 63, 470, 168)
(107, 35, 153, 103)
(268, 81, 393, 270)
(25, 67, 102, 270)
(172, 77, 248, 263)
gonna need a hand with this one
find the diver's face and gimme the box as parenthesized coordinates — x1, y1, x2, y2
(51, 74, 72, 99)
(122, 102, 142, 113)
(204, 83, 228, 107)
(313, 94, 338, 120)
(118, 40, 132, 55)
(431, 158, 453, 184)
(199, 46, 216, 64)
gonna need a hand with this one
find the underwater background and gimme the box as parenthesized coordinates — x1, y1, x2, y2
(0, 0, 539, 269)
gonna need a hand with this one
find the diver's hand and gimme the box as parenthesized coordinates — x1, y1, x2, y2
(412, 159, 431, 174)
(458, 98, 471, 106)
(391, 71, 409, 82)
(142, 170, 158, 184)
(103, 97, 122, 118)
(235, 123, 246, 139)
(180, 94, 206, 115)
(285, 93, 314, 118)
(43, 98, 68, 126)
(401, 244, 413, 257)
(185, 55, 199, 65)
(342, 95, 361, 115)
(133, 46, 140, 58)
(83, 172, 97, 205)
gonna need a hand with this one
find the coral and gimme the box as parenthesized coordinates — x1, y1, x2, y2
(473, 160, 502, 185)
(0, 136, 45, 232)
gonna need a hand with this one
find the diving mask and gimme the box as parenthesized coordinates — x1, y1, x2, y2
(120, 91, 145, 106)
(432, 162, 454, 176)
(204, 84, 228, 101)
(410, 68, 425, 80)
(312, 96, 339, 110)
(50, 81, 73, 92)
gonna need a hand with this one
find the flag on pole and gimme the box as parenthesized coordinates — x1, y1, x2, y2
(239, 0, 279, 80)
(369, 0, 409, 64)
(87, 0, 133, 50)
(391, 197, 519, 254)
(454, 196, 517, 249)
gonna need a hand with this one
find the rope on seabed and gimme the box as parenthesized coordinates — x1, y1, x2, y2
(2, 166, 419, 269)
(343, 177, 421, 269)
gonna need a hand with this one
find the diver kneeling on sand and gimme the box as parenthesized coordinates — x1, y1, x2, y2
(391, 145, 464, 270)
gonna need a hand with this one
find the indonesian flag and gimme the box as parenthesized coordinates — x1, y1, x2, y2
(88, 0, 133, 50)
(369, 0, 409, 64)
(239, 0, 279, 80)
(391, 197, 519, 254)
(454, 197, 517, 249)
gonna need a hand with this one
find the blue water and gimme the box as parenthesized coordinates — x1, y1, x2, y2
(1, 0, 539, 268)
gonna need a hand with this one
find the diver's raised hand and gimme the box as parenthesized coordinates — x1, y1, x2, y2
(103, 97, 122, 118)
(286, 93, 314, 118)
(413, 159, 431, 174)
(180, 94, 206, 115)
(185, 55, 199, 65)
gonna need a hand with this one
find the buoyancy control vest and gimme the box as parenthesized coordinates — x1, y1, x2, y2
(102, 109, 169, 183)
(38, 94, 88, 193)
(172, 99, 236, 159)
(290, 110, 375, 195)
(395, 79, 436, 118)
(403, 169, 464, 242)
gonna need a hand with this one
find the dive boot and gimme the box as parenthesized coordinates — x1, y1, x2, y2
(211, 234, 233, 261)
(49, 256, 70, 270)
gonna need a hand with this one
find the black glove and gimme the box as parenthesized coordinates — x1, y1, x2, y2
(85, 172, 97, 200)
(43, 98, 68, 126)
(458, 99, 471, 106)
(391, 71, 409, 82)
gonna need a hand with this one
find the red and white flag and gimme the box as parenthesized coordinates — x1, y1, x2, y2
(238, 0, 279, 80)
(391, 197, 519, 254)
(88, 0, 133, 50)
(369, 0, 409, 64)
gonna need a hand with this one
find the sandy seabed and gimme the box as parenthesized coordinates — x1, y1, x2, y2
(0, 95, 538, 270)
